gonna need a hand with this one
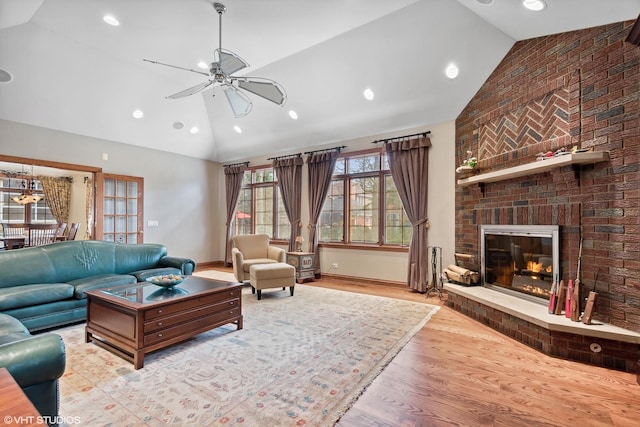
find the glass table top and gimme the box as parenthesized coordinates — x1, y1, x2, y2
(100, 276, 237, 304)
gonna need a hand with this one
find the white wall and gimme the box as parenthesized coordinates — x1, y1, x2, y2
(0, 119, 224, 264)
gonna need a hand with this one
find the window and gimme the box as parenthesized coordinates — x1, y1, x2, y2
(318, 151, 412, 246)
(234, 167, 290, 239)
(0, 176, 54, 224)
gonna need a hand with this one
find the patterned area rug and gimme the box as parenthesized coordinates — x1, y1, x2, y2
(57, 284, 439, 426)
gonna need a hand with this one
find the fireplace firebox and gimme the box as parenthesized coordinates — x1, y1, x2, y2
(481, 225, 560, 301)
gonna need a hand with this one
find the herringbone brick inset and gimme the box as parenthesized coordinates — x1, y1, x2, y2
(479, 87, 570, 160)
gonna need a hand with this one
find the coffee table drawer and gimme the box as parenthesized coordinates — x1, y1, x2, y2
(143, 307, 241, 346)
(144, 288, 241, 320)
(143, 298, 240, 332)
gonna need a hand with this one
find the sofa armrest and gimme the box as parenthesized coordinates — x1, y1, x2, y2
(0, 333, 65, 388)
(158, 256, 197, 275)
(268, 246, 286, 263)
(231, 247, 244, 281)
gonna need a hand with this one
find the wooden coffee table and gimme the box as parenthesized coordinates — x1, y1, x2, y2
(85, 276, 243, 369)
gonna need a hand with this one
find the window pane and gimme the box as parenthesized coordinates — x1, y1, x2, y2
(242, 170, 251, 185)
(349, 177, 379, 243)
(333, 159, 345, 175)
(234, 188, 251, 235)
(348, 155, 380, 174)
(254, 168, 275, 183)
(384, 175, 412, 246)
(276, 187, 290, 239)
(254, 186, 273, 237)
(319, 179, 344, 242)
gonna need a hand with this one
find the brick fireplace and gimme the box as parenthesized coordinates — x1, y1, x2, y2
(450, 20, 640, 373)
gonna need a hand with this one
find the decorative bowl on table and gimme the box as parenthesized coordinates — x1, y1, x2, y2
(146, 274, 184, 288)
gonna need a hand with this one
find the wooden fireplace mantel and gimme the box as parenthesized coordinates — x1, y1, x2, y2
(457, 151, 610, 188)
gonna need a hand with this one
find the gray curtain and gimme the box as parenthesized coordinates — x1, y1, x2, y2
(306, 151, 338, 275)
(224, 165, 247, 265)
(273, 157, 303, 252)
(385, 136, 432, 292)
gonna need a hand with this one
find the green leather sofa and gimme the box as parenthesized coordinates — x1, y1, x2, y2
(0, 240, 196, 332)
(0, 313, 65, 423)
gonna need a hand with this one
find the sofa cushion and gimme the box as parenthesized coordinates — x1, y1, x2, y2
(0, 284, 75, 311)
(69, 274, 137, 299)
(0, 313, 29, 335)
(242, 258, 279, 273)
(129, 267, 182, 282)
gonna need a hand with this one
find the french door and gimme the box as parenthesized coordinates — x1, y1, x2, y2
(94, 173, 144, 243)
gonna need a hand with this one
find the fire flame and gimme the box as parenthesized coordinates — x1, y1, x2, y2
(526, 261, 552, 273)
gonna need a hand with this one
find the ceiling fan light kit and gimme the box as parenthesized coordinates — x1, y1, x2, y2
(144, 2, 286, 119)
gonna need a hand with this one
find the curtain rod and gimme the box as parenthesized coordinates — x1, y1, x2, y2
(223, 161, 249, 168)
(267, 153, 302, 161)
(371, 130, 431, 144)
(303, 145, 346, 155)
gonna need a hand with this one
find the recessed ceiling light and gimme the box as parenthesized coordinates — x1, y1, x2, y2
(288, 110, 298, 120)
(476, 0, 493, 4)
(363, 88, 375, 101)
(173, 121, 184, 130)
(233, 125, 242, 134)
(0, 68, 12, 83)
(190, 126, 199, 134)
(132, 109, 144, 119)
(445, 63, 459, 79)
(522, 0, 546, 11)
(197, 61, 209, 70)
(103, 15, 120, 26)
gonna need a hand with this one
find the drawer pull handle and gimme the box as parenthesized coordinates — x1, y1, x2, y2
(157, 322, 163, 326)
(158, 309, 163, 314)
(158, 333, 163, 337)
(229, 301, 234, 305)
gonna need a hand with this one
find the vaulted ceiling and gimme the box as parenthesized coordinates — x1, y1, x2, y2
(0, 0, 638, 162)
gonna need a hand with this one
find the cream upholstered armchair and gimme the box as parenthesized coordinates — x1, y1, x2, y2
(231, 234, 286, 282)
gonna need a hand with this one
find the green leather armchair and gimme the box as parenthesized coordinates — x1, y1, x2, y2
(0, 314, 65, 422)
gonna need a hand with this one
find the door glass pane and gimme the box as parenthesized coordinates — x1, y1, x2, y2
(116, 215, 126, 233)
(104, 180, 115, 197)
(127, 182, 138, 197)
(115, 198, 127, 215)
(127, 199, 137, 215)
(127, 216, 137, 231)
(104, 198, 114, 215)
(116, 180, 126, 197)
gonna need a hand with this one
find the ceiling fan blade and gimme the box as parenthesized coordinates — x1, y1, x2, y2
(236, 77, 287, 106)
(223, 84, 252, 118)
(166, 80, 214, 99)
(215, 49, 249, 75)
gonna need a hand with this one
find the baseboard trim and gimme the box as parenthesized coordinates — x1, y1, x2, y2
(320, 273, 406, 289)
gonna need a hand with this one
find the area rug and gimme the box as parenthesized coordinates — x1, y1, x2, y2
(57, 285, 439, 426)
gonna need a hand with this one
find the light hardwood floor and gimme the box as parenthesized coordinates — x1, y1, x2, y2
(209, 268, 640, 426)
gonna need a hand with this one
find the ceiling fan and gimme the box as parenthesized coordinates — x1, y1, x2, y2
(143, 2, 286, 118)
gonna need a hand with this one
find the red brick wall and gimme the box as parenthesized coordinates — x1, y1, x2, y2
(455, 21, 640, 333)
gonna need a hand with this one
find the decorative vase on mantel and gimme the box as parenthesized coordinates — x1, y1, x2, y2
(456, 165, 477, 178)
(456, 151, 478, 177)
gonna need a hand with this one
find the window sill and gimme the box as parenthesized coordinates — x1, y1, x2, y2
(318, 243, 408, 253)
